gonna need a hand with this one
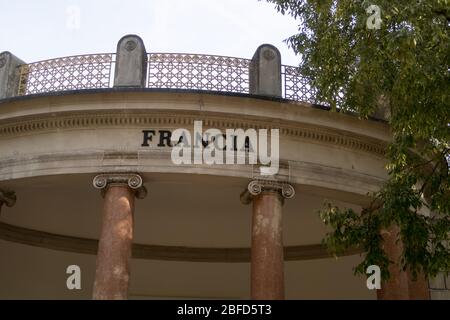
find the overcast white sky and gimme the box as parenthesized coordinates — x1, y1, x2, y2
(0, 0, 301, 66)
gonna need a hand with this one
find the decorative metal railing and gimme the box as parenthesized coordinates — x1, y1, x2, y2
(148, 53, 251, 94)
(17, 54, 114, 96)
(15, 52, 318, 104)
(282, 65, 317, 104)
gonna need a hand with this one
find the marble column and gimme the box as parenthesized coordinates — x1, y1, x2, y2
(407, 269, 430, 300)
(377, 224, 410, 300)
(241, 179, 295, 300)
(92, 173, 147, 300)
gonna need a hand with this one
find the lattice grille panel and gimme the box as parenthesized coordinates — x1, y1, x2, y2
(148, 53, 251, 94)
(17, 54, 113, 95)
(283, 65, 318, 104)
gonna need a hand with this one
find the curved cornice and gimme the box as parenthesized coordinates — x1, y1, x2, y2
(0, 222, 362, 262)
(0, 151, 384, 198)
(0, 88, 289, 105)
(0, 109, 387, 157)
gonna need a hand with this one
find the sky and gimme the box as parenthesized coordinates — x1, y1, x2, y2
(0, 0, 301, 66)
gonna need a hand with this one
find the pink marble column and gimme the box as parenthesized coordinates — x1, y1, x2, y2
(92, 174, 146, 300)
(377, 225, 410, 300)
(407, 269, 430, 300)
(242, 180, 295, 300)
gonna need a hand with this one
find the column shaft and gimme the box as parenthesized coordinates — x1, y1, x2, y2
(408, 269, 430, 300)
(377, 225, 409, 300)
(251, 191, 284, 300)
(93, 185, 135, 300)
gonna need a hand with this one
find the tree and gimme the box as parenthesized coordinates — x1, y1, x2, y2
(265, 0, 450, 280)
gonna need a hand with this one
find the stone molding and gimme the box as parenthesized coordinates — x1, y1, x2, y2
(0, 152, 384, 197)
(0, 110, 387, 157)
(0, 221, 362, 262)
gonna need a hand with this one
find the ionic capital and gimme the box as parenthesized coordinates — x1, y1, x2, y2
(93, 173, 147, 199)
(240, 179, 295, 205)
